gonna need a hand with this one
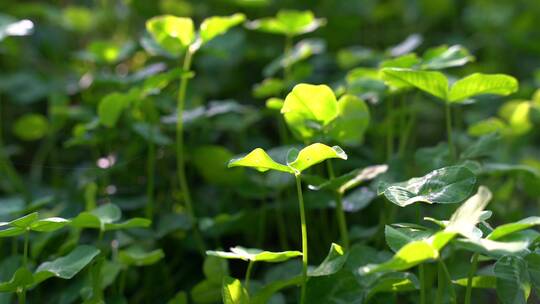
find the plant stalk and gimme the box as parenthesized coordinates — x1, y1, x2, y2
(145, 125, 156, 219)
(445, 102, 456, 161)
(419, 264, 426, 304)
(176, 48, 206, 253)
(386, 98, 394, 161)
(327, 160, 349, 249)
(295, 175, 308, 304)
(464, 253, 479, 304)
(245, 260, 255, 291)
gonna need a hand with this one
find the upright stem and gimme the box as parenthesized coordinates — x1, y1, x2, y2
(176, 48, 206, 253)
(440, 260, 456, 304)
(386, 98, 394, 161)
(419, 264, 426, 304)
(23, 231, 29, 267)
(284, 35, 293, 82)
(445, 102, 456, 161)
(145, 125, 156, 219)
(464, 253, 479, 304)
(245, 260, 255, 291)
(295, 175, 308, 304)
(327, 160, 349, 250)
(177, 49, 195, 218)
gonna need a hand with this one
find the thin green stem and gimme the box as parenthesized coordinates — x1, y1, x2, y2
(435, 261, 444, 304)
(177, 49, 194, 218)
(284, 35, 293, 82)
(440, 259, 456, 304)
(176, 48, 206, 253)
(145, 127, 156, 219)
(327, 160, 349, 250)
(398, 101, 417, 157)
(419, 264, 426, 304)
(17, 289, 26, 304)
(386, 98, 394, 161)
(295, 175, 308, 304)
(23, 231, 29, 267)
(445, 102, 456, 161)
(464, 253, 479, 304)
(245, 260, 255, 291)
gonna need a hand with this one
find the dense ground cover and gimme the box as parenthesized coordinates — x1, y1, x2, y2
(2, 0, 540, 303)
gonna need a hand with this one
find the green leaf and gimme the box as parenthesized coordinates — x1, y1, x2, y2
(247, 10, 324, 37)
(191, 279, 221, 303)
(453, 276, 496, 289)
(103, 218, 151, 231)
(228, 148, 293, 173)
(488, 217, 540, 240)
(98, 92, 132, 127)
(119, 247, 164, 266)
(309, 243, 347, 277)
(199, 13, 245, 43)
(327, 94, 370, 145)
(525, 252, 540, 295)
(385, 225, 432, 253)
(455, 235, 531, 257)
(445, 186, 492, 239)
(288, 143, 347, 173)
(468, 118, 507, 137)
(222, 276, 249, 304)
(421, 45, 474, 70)
(251, 276, 302, 304)
(380, 68, 448, 99)
(494, 256, 531, 304)
(146, 15, 195, 56)
(193, 145, 244, 186)
(0, 268, 33, 292)
(206, 247, 301, 263)
(367, 272, 419, 298)
(30, 217, 70, 232)
(308, 164, 388, 194)
(253, 78, 285, 99)
(34, 245, 100, 285)
(13, 114, 49, 141)
(10, 212, 39, 228)
(281, 83, 338, 140)
(448, 73, 518, 103)
(382, 166, 477, 207)
(204, 256, 229, 285)
(359, 240, 438, 274)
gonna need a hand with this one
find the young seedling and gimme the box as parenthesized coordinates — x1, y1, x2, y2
(247, 10, 325, 81)
(308, 164, 388, 249)
(380, 68, 518, 160)
(145, 13, 245, 249)
(206, 246, 301, 292)
(228, 143, 347, 304)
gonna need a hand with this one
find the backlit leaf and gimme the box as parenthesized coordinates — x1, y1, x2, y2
(199, 13, 245, 43)
(228, 148, 293, 173)
(381, 68, 448, 99)
(206, 247, 301, 263)
(146, 15, 195, 55)
(222, 277, 249, 304)
(281, 83, 338, 140)
(288, 143, 347, 173)
(448, 73, 518, 103)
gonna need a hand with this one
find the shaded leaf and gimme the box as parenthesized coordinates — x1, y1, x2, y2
(309, 243, 347, 277)
(382, 166, 477, 207)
